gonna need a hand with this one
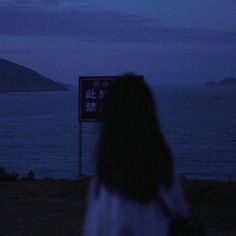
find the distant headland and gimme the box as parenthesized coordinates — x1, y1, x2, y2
(205, 77, 236, 86)
(0, 58, 70, 92)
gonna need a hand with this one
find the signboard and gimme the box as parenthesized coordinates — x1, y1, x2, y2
(78, 75, 143, 176)
(79, 76, 114, 121)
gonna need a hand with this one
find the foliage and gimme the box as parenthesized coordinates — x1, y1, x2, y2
(0, 166, 18, 181)
(20, 170, 35, 181)
(0, 166, 35, 181)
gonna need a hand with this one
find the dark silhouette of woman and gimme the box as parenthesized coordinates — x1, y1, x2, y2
(82, 74, 188, 236)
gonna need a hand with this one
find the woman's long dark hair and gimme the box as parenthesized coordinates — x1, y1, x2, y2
(96, 74, 173, 204)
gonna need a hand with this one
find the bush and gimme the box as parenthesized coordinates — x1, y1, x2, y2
(0, 167, 35, 181)
(20, 170, 35, 181)
(0, 166, 18, 181)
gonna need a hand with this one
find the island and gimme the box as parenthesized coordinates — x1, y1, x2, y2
(205, 77, 236, 86)
(0, 58, 70, 92)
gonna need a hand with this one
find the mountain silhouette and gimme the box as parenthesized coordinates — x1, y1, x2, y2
(205, 77, 236, 86)
(0, 58, 69, 92)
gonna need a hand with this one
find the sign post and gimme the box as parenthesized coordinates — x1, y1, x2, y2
(78, 76, 114, 177)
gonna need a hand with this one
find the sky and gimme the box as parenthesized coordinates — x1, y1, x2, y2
(0, 0, 236, 85)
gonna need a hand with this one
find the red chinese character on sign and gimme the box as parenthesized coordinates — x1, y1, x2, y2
(93, 81, 100, 88)
(102, 81, 110, 88)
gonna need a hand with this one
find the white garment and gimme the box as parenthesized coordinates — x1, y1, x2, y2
(82, 173, 188, 236)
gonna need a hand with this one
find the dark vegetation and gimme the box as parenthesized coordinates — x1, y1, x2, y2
(0, 166, 35, 181)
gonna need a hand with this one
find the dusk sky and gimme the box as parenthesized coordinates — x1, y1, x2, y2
(1, 0, 236, 85)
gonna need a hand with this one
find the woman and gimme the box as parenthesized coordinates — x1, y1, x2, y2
(82, 74, 188, 236)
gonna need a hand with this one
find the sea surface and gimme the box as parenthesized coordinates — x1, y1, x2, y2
(0, 85, 235, 181)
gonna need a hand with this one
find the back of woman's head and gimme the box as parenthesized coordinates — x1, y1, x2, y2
(96, 74, 173, 203)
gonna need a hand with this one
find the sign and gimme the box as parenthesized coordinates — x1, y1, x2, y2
(79, 76, 114, 121)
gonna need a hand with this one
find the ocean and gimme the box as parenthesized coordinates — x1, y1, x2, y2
(0, 85, 235, 181)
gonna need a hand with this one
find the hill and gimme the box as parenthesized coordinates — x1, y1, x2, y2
(205, 77, 236, 86)
(0, 59, 69, 92)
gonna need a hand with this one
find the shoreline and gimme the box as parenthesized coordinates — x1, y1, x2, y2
(0, 178, 236, 236)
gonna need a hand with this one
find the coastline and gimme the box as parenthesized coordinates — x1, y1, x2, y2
(0, 178, 235, 236)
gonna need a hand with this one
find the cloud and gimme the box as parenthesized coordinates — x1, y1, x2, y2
(0, 0, 91, 9)
(0, 3, 236, 44)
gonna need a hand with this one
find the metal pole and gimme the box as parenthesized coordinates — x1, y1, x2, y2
(78, 77, 83, 178)
(78, 120, 83, 177)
